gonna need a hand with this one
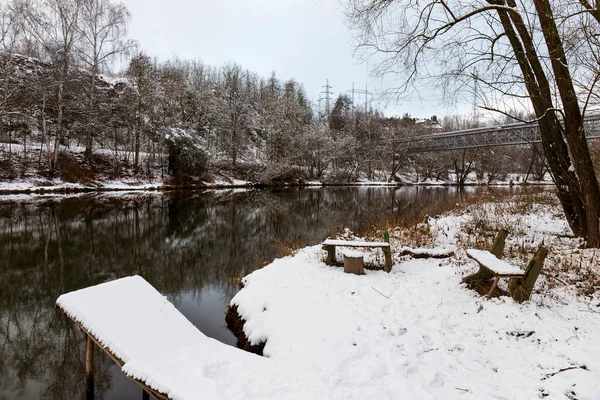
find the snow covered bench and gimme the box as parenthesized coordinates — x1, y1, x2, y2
(466, 249, 525, 299)
(322, 238, 392, 272)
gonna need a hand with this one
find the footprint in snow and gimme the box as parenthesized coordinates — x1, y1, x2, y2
(430, 372, 446, 389)
(422, 334, 433, 346)
(406, 366, 419, 377)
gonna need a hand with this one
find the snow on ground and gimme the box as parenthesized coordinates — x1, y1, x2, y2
(232, 247, 600, 400)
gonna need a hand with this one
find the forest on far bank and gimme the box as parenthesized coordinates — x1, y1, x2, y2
(1, 0, 599, 187)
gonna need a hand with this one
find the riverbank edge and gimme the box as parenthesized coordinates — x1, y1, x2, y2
(0, 179, 554, 195)
(225, 304, 266, 356)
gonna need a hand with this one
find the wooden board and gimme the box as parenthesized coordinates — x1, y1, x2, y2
(322, 239, 390, 248)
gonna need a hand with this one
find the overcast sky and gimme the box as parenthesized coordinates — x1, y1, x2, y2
(119, 0, 472, 119)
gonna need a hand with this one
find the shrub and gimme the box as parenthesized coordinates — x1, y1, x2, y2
(166, 128, 208, 179)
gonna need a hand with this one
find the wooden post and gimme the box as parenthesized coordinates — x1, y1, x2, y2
(142, 390, 150, 400)
(509, 246, 548, 302)
(326, 245, 336, 265)
(382, 230, 392, 272)
(85, 334, 94, 400)
(383, 247, 393, 273)
(490, 228, 508, 259)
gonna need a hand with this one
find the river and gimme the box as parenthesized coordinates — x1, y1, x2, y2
(0, 185, 524, 399)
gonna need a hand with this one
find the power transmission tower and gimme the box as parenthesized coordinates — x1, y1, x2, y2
(472, 68, 479, 126)
(321, 79, 333, 117)
(346, 82, 358, 126)
(353, 84, 372, 114)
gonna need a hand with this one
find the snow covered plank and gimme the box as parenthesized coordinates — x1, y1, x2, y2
(466, 249, 525, 277)
(322, 239, 390, 247)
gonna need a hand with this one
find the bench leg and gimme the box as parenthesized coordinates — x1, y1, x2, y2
(326, 245, 336, 265)
(487, 276, 500, 299)
(383, 247, 393, 273)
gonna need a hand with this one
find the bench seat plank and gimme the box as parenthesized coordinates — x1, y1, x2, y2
(322, 239, 390, 248)
(466, 249, 524, 277)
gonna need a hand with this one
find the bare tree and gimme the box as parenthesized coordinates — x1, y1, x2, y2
(221, 63, 247, 167)
(0, 2, 16, 49)
(348, 0, 600, 247)
(17, 0, 83, 171)
(77, 0, 135, 160)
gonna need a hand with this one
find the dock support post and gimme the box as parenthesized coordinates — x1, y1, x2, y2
(85, 334, 94, 400)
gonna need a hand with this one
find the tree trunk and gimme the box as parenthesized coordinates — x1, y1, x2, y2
(532, 0, 600, 247)
(85, 69, 96, 161)
(493, 3, 598, 246)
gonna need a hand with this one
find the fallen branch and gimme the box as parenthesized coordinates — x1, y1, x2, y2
(542, 365, 587, 380)
(507, 330, 535, 338)
(371, 287, 390, 299)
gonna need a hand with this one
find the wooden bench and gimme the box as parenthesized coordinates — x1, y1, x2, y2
(466, 249, 525, 299)
(322, 238, 393, 272)
(465, 245, 548, 301)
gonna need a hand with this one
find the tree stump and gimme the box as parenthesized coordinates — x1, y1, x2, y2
(508, 246, 548, 302)
(344, 252, 364, 275)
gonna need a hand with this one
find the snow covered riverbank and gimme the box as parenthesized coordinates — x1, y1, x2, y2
(0, 175, 552, 195)
(228, 201, 600, 399)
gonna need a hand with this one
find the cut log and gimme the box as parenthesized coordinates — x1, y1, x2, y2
(344, 252, 364, 275)
(508, 246, 548, 302)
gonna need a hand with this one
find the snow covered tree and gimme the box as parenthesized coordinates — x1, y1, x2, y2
(17, 0, 84, 171)
(77, 0, 134, 160)
(126, 52, 156, 170)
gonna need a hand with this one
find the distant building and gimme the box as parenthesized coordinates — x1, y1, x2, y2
(415, 116, 443, 131)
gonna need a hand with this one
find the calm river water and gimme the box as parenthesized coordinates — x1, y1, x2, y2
(0, 186, 524, 400)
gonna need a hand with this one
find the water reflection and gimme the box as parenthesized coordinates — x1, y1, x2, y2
(0, 186, 525, 399)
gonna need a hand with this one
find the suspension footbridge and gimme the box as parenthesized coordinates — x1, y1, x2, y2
(405, 114, 600, 153)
